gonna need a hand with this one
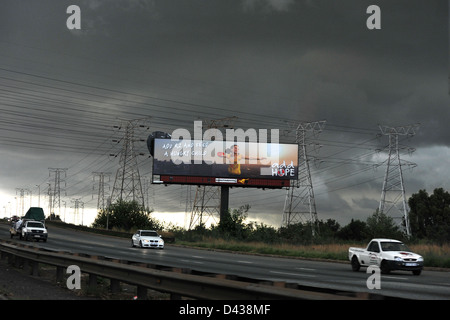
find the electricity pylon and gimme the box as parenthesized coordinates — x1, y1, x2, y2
(378, 124, 419, 237)
(282, 121, 325, 236)
(48, 168, 67, 219)
(189, 117, 237, 229)
(110, 118, 149, 208)
(71, 198, 84, 225)
(15, 188, 30, 217)
(189, 184, 221, 229)
(93, 172, 111, 211)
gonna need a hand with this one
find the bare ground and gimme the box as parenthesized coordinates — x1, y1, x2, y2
(0, 257, 168, 300)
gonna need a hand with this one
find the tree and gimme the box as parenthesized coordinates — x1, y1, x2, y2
(217, 204, 251, 240)
(247, 222, 278, 244)
(92, 200, 161, 231)
(408, 189, 430, 239)
(337, 219, 368, 241)
(317, 219, 341, 239)
(365, 209, 403, 240)
(408, 188, 450, 242)
(278, 222, 315, 243)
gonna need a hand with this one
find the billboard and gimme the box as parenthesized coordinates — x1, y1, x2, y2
(152, 139, 298, 188)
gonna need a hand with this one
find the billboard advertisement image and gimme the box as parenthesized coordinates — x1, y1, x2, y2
(152, 139, 298, 188)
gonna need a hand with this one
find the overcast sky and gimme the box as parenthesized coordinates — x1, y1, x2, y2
(0, 0, 448, 229)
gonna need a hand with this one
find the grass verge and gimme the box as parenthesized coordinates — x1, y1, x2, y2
(176, 238, 450, 268)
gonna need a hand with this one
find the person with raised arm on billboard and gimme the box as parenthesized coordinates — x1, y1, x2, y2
(218, 144, 266, 176)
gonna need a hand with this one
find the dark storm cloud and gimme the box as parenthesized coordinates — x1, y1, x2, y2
(25, 0, 444, 135)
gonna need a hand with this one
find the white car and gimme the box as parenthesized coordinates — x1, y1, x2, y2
(349, 238, 424, 275)
(131, 230, 164, 249)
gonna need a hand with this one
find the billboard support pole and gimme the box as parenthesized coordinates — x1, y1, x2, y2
(220, 186, 230, 222)
(189, 117, 237, 229)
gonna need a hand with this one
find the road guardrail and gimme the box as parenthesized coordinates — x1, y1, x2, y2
(0, 240, 395, 300)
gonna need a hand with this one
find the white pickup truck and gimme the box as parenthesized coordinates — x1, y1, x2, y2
(349, 238, 424, 275)
(10, 220, 48, 242)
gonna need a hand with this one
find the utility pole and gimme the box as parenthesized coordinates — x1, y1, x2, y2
(47, 183, 52, 216)
(110, 118, 149, 208)
(61, 200, 67, 222)
(378, 124, 419, 237)
(282, 120, 325, 236)
(35, 185, 40, 207)
(142, 175, 153, 210)
(189, 117, 237, 229)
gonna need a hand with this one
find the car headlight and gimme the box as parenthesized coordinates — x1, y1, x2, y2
(394, 256, 403, 262)
(417, 256, 424, 262)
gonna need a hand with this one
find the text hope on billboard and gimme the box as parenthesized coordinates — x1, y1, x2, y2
(152, 139, 298, 181)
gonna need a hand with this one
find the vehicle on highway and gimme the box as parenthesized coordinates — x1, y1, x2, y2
(10, 220, 48, 242)
(9, 207, 48, 242)
(131, 230, 164, 249)
(349, 238, 424, 275)
(21, 220, 48, 242)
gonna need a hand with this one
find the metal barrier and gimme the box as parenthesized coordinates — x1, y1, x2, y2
(0, 240, 383, 300)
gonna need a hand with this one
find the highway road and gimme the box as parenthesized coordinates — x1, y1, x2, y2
(1, 222, 449, 300)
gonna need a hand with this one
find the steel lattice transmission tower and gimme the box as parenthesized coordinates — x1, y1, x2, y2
(48, 168, 67, 219)
(71, 198, 84, 225)
(93, 172, 111, 211)
(282, 121, 325, 236)
(110, 119, 149, 208)
(378, 124, 419, 237)
(189, 117, 237, 229)
(15, 188, 30, 217)
(189, 185, 222, 229)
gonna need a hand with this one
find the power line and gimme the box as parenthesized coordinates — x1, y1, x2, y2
(0, 61, 421, 228)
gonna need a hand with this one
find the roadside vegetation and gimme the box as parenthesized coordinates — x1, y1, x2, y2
(168, 188, 450, 268)
(65, 188, 450, 269)
(92, 199, 162, 232)
(167, 203, 450, 268)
